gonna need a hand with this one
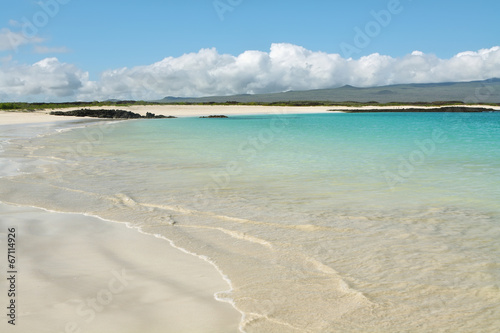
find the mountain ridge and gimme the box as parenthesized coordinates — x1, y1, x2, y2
(160, 78, 500, 104)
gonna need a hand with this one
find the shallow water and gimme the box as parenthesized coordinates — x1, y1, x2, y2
(1, 112, 499, 332)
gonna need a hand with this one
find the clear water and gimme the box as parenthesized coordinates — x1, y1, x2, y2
(1, 112, 500, 332)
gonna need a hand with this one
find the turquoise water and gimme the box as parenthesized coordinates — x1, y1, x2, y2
(1, 112, 500, 332)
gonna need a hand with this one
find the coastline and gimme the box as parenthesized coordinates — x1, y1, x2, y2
(0, 202, 241, 333)
(0, 117, 241, 333)
(3, 104, 500, 123)
(0, 111, 83, 125)
(2, 106, 500, 332)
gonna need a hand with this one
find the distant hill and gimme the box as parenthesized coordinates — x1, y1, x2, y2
(160, 78, 500, 104)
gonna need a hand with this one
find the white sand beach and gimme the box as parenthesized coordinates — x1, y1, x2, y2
(2, 104, 499, 125)
(0, 113, 242, 333)
(43, 104, 500, 118)
(0, 202, 241, 333)
(117, 104, 500, 117)
(1, 104, 500, 332)
(1, 105, 338, 121)
(0, 111, 82, 125)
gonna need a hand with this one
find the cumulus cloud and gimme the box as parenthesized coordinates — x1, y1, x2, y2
(1, 44, 500, 101)
(0, 58, 90, 101)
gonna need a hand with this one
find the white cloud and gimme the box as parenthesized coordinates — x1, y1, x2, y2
(89, 44, 500, 101)
(1, 44, 500, 101)
(0, 55, 12, 63)
(0, 58, 89, 101)
(0, 28, 43, 51)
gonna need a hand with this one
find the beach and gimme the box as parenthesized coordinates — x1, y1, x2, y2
(2, 0, 499, 330)
(2, 105, 338, 121)
(6, 104, 500, 122)
(0, 112, 241, 333)
(0, 203, 240, 333)
(1, 106, 500, 332)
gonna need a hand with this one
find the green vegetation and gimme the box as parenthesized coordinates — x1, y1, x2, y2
(0, 103, 23, 110)
(162, 100, 499, 107)
(0, 101, 160, 111)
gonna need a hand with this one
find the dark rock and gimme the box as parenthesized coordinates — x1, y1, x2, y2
(199, 115, 228, 118)
(50, 109, 177, 119)
(339, 106, 497, 113)
(152, 115, 177, 118)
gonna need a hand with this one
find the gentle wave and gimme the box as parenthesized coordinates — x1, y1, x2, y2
(1, 114, 500, 332)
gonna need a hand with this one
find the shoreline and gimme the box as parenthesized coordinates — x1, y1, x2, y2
(0, 200, 242, 333)
(0, 118, 242, 332)
(2, 105, 500, 331)
(2, 105, 500, 332)
(2, 104, 500, 124)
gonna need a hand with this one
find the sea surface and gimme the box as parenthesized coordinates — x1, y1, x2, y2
(1, 112, 500, 332)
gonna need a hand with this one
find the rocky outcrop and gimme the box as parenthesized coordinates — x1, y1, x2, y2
(50, 109, 176, 119)
(199, 115, 228, 118)
(339, 107, 497, 113)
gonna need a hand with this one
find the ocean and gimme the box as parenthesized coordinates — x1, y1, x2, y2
(1, 111, 499, 332)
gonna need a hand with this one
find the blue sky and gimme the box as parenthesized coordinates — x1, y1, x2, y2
(1, 0, 499, 101)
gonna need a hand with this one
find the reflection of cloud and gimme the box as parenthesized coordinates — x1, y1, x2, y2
(33, 46, 71, 54)
(1, 44, 500, 101)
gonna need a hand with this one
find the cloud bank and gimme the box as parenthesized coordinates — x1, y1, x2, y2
(1, 43, 500, 101)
